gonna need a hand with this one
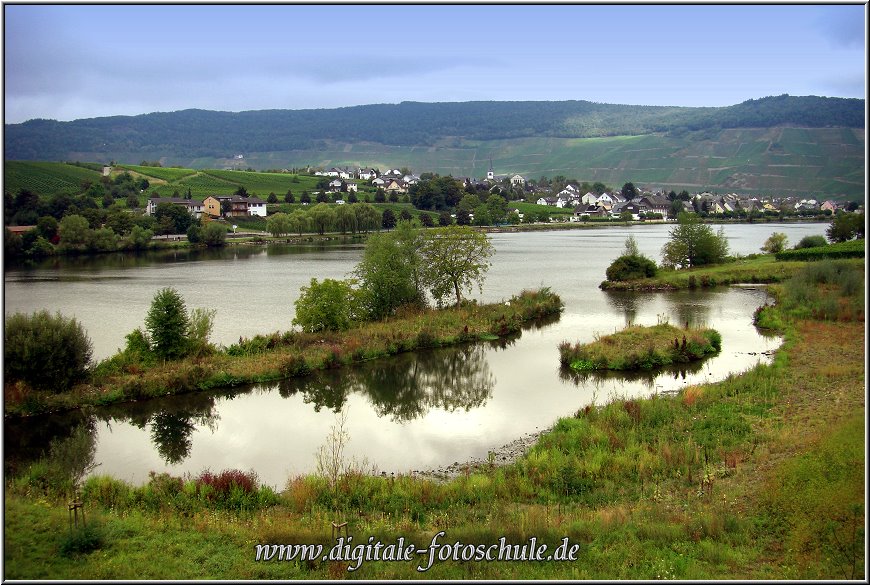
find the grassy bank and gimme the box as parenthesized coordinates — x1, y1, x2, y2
(558, 323, 721, 372)
(599, 253, 864, 291)
(4, 262, 863, 579)
(4, 288, 563, 418)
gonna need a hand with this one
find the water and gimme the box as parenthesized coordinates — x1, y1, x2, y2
(3, 222, 828, 487)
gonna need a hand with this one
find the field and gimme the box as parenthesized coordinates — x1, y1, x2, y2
(3, 161, 102, 195)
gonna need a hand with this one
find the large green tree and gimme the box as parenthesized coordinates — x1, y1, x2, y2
(420, 225, 495, 306)
(661, 212, 729, 268)
(353, 221, 426, 320)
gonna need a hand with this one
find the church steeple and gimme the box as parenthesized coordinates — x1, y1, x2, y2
(487, 157, 494, 181)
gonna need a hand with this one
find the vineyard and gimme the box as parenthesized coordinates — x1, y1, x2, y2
(117, 165, 197, 182)
(3, 161, 102, 196)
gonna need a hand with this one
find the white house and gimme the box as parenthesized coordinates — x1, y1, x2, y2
(358, 168, 378, 180)
(371, 177, 386, 186)
(581, 192, 599, 206)
(510, 174, 526, 187)
(329, 179, 343, 190)
(146, 197, 204, 218)
(246, 197, 267, 217)
(346, 182, 358, 193)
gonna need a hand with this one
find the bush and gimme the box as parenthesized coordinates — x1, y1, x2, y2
(59, 523, 104, 557)
(4, 311, 93, 392)
(605, 255, 658, 281)
(794, 235, 828, 250)
(293, 278, 359, 333)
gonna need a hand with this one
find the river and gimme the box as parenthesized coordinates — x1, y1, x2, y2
(4, 222, 828, 487)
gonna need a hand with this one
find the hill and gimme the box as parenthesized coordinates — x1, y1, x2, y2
(3, 96, 865, 199)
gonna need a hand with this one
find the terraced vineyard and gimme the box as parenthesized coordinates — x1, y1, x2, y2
(3, 161, 102, 195)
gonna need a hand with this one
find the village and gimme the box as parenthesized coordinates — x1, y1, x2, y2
(143, 162, 852, 224)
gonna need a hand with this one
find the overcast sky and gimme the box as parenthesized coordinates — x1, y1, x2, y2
(3, 4, 866, 123)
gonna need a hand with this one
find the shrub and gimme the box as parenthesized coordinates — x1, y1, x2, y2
(59, 523, 104, 557)
(605, 255, 658, 281)
(4, 310, 93, 392)
(794, 235, 828, 249)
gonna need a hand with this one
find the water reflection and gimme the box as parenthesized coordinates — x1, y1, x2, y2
(277, 343, 495, 422)
(97, 391, 221, 465)
(559, 357, 708, 389)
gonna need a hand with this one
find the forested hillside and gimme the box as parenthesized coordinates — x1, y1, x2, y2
(5, 95, 864, 161)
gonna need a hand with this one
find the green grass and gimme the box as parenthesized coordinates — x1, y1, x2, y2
(559, 323, 721, 371)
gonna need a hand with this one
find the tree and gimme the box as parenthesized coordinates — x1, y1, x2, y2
(388, 191, 399, 203)
(438, 211, 453, 226)
(485, 194, 508, 225)
(289, 209, 311, 235)
(316, 191, 329, 203)
(267, 212, 293, 237)
(202, 222, 227, 246)
(335, 205, 358, 234)
(419, 213, 434, 227)
(309, 204, 335, 235)
(4, 310, 93, 392)
(127, 225, 154, 250)
(145, 288, 190, 360)
(354, 203, 380, 233)
(761, 232, 788, 253)
(455, 208, 471, 226)
(620, 182, 639, 201)
(293, 278, 358, 333)
(420, 225, 495, 306)
(592, 182, 608, 195)
(58, 214, 91, 251)
(234, 186, 249, 198)
(381, 208, 397, 229)
(300, 191, 311, 204)
(827, 212, 865, 243)
(374, 188, 386, 203)
(661, 212, 729, 268)
(267, 192, 278, 204)
(154, 202, 193, 234)
(284, 189, 295, 204)
(353, 221, 427, 320)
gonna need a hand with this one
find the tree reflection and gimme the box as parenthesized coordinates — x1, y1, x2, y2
(274, 343, 496, 422)
(97, 391, 221, 465)
(559, 358, 707, 389)
(603, 290, 639, 328)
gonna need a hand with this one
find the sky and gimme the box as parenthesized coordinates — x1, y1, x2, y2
(3, 4, 867, 123)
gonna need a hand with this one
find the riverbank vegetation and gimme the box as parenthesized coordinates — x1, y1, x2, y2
(4, 223, 560, 417)
(558, 322, 721, 372)
(4, 258, 864, 579)
(601, 240, 864, 291)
